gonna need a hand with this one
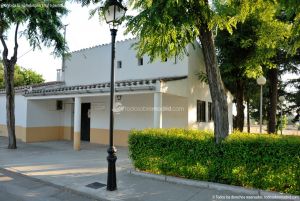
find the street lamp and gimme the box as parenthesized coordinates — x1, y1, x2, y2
(257, 75, 266, 133)
(279, 96, 285, 135)
(102, 0, 127, 191)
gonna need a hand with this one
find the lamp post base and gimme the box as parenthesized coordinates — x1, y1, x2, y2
(107, 146, 117, 191)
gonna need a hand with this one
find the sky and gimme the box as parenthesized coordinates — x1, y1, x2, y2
(3, 2, 132, 81)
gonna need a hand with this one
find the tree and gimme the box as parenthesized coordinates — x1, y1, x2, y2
(264, 5, 300, 133)
(215, 17, 260, 132)
(0, 63, 44, 88)
(266, 50, 299, 133)
(246, 52, 299, 133)
(278, 0, 300, 54)
(124, 0, 279, 143)
(216, 1, 297, 134)
(278, 49, 300, 123)
(283, 77, 300, 124)
(0, 0, 67, 149)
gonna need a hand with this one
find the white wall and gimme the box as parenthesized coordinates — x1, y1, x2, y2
(84, 96, 109, 129)
(62, 99, 74, 128)
(162, 94, 188, 128)
(86, 93, 154, 130)
(87, 93, 188, 130)
(26, 100, 64, 127)
(0, 96, 6, 125)
(186, 43, 214, 130)
(15, 95, 28, 127)
(64, 39, 189, 86)
(162, 79, 188, 97)
(0, 95, 27, 127)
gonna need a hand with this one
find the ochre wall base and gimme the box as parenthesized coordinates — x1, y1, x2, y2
(73, 131, 81, 150)
(0, 124, 73, 143)
(0, 124, 129, 146)
(90, 128, 129, 147)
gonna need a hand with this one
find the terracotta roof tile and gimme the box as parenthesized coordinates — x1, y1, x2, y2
(24, 76, 187, 97)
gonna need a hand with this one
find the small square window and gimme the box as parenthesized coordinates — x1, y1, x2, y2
(138, 57, 143, 66)
(117, 61, 122, 69)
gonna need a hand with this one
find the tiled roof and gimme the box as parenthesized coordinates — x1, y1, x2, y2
(24, 76, 187, 97)
(0, 81, 65, 95)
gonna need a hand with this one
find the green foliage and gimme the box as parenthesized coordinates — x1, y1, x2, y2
(0, 0, 68, 56)
(215, 1, 299, 129)
(278, 0, 300, 54)
(126, 0, 201, 61)
(72, 0, 102, 6)
(285, 77, 300, 123)
(0, 63, 44, 89)
(129, 129, 300, 195)
(125, 0, 286, 62)
(197, 71, 208, 84)
(216, 6, 291, 79)
(276, 115, 288, 134)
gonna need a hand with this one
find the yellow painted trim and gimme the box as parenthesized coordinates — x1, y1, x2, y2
(0, 124, 8, 137)
(74, 131, 81, 150)
(0, 124, 26, 141)
(26, 127, 64, 142)
(90, 128, 129, 146)
(0, 124, 73, 143)
(63, 127, 74, 141)
(16, 126, 26, 142)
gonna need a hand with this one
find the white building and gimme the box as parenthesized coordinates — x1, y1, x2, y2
(0, 39, 233, 149)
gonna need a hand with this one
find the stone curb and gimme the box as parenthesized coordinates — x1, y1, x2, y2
(128, 169, 300, 200)
(0, 167, 108, 201)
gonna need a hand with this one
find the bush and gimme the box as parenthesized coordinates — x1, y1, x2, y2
(129, 129, 300, 195)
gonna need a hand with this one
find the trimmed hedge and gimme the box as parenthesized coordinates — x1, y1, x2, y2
(128, 129, 300, 195)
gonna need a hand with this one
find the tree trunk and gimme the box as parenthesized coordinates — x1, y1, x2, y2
(267, 68, 278, 134)
(198, 23, 229, 144)
(236, 79, 245, 132)
(247, 98, 250, 133)
(1, 23, 19, 149)
(3, 61, 16, 149)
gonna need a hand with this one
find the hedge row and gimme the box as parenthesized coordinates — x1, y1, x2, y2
(128, 129, 300, 195)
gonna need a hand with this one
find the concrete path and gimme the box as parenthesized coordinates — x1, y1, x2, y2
(0, 137, 296, 201)
(0, 168, 101, 201)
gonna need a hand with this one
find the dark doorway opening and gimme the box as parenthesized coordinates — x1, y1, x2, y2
(81, 103, 91, 141)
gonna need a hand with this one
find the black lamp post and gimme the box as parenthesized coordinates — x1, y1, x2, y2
(102, 0, 127, 191)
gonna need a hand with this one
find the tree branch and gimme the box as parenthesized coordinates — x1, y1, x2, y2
(11, 23, 19, 63)
(0, 33, 8, 60)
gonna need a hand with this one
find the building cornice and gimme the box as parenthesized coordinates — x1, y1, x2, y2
(23, 76, 187, 97)
(0, 81, 65, 95)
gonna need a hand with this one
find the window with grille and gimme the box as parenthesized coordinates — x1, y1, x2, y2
(197, 100, 206, 122)
(208, 102, 213, 121)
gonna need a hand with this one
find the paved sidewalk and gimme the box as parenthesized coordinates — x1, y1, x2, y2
(0, 168, 101, 201)
(0, 137, 292, 201)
